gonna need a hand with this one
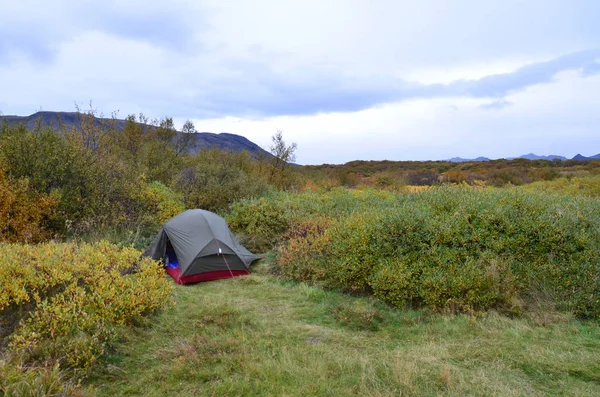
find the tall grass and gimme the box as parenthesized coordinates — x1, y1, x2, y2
(84, 271, 600, 396)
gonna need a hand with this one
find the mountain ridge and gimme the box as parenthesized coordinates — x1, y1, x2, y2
(448, 153, 599, 162)
(2, 112, 599, 163)
(0, 111, 271, 158)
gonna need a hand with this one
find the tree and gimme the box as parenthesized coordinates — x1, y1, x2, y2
(175, 120, 197, 156)
(153, 117, 177, 144)
(268, 130, 297, 185)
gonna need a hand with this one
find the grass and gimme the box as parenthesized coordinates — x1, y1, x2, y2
(82, 263, 600, 397)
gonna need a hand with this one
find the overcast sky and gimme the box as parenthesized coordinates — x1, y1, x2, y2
(1, 0, 599, 164)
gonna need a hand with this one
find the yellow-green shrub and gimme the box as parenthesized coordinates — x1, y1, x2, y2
(270, 187, 600, 318)
(142, 181, 186, 225)
(227, 188, 401, 252)
(417, 255, 519, 313)
(0, 241, 172, 377)
(227, 197, 292, 252)
(521, 174, 600, 198)
(369, 260, 418, 307)
(275, 217, 333, 281)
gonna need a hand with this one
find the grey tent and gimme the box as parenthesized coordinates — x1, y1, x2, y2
(143, 209, 259, 284)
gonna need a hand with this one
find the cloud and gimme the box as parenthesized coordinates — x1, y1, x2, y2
(1, 1, 599, 164)
(191, 71, 600, 164)
(479, 99, 513, 110)
(178, 49, 600, 118)
(582, 61, 600, 76)
(449, 50, 600, 98)
(0, 0, 202, 62)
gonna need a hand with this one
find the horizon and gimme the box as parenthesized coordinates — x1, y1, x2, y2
(1, 110, 599, 165)
(1, 1, 599, 164)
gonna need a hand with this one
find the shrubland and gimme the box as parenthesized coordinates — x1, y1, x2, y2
(306, 157, 600, 188)
(0, 112, 301, 246)
(228, 186, 600, 318)
(521, 174, 600, 198)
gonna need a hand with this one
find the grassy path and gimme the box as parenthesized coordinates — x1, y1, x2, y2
(84, 268, 600, 396)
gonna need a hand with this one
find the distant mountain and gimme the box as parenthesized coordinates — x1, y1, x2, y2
(517, 153, 567, 161)
(448, 157, 490, 162)
(0, 111, 271, 158)
(572, 153, 600, 161)
(451, 153, 596, 162)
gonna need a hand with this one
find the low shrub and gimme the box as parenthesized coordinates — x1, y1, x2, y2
(227, 188, 402, 252)
(275, 217, 333, 281)
(269, 186, 600, 318)
(227, 196, 292, 252)
(0, 163, 57, 243)
(0, 241, 172, 387)
(521, 174, 600, 198)
(417, 254, 520, 313)
(369, 259, 418, 308)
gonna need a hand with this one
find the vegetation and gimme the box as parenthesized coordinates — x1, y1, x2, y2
(82, 269, 600, 396)
(1, 111, 599, 395)
(520, 174, 600, 198)
(0, 242, 172, 395)
(305, 158, 600, 188)
(229, 187, 600, 318)
(0, 112, 301, 246)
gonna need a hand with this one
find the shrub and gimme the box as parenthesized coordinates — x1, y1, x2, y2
(177, 149, 270, 212)
(0, 242, 172, 380)
(0, 126, 151, 236)
(521, 174, 600, 198)
(227, 188, 402, 252)
(275, 217, 333, 281)
(417, 254, 520, 313)
(142, 181, 186, 226)
(369, 259, 418, 307)
(227, 196, 292, 252)
(0, 163, 57, 243)
(269, 186, 600, 318)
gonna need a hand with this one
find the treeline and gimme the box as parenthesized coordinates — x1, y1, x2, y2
(0, 112, 300, 245)
(306, 157, 600, 188)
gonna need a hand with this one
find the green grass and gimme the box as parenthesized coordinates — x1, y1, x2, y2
(83, 264, 600, 397)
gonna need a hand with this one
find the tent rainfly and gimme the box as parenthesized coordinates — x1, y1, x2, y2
(143, 209, 259, 284)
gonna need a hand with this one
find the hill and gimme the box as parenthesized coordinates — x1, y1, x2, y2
(573, 153, 600, 161)
(516, 153, 568, 161)
(0, 111, 271, 158)
(448, 156, 491, 162)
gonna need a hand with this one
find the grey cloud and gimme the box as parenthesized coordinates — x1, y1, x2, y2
(0, 1, 204, 63)
(450, 50, 600, 98)
(180, 49, 600, 118)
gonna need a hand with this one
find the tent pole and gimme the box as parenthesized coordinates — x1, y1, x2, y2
(215, 238, 235, 278)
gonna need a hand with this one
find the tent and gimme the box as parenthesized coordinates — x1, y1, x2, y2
(143, 209, 259, 284)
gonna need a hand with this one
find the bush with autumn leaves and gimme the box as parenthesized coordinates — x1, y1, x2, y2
(0, 241, 172, 393)
(0, 161, 57, 243)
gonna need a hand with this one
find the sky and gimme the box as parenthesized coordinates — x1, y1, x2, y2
(1, 0, 599, 164)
